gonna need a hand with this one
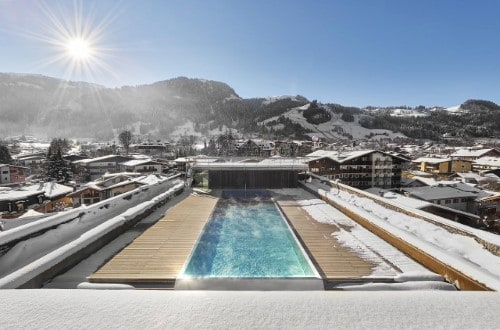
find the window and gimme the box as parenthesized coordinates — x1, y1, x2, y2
(436, 200, 441, 204)
(453, 199, 459, 203)
(2, 171, 8, 174)
(445, 199, 451, 204)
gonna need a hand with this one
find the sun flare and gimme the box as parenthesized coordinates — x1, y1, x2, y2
(66, 38, 92, 61)
(23, 0, 121, 83)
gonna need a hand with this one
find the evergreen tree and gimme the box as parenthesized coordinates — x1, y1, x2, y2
(46, 141, 71, 183)
(0, 142, 12, 164)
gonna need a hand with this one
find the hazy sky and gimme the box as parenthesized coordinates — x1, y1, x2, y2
(1, 0, 499, 107)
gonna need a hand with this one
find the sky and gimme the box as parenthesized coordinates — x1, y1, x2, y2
(0, 0, 499, 107)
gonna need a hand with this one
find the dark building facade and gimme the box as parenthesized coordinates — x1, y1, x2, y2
(194, 160, 308, 189)
(307, 150, 407, 189)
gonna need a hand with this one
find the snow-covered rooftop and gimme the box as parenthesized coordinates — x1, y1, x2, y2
(0, 182, 73, 201)
(365, 188, 431, 209)
(74, 154, 131, 164)
(413, 157, 451, 164)
(120, 159, 157, 167)
(306, 150, 375, 163)
(404, 186, 481, 201)
(193, 158, 308, 170)
(451, 148, 497, 158)
(474, 156, 500, 167)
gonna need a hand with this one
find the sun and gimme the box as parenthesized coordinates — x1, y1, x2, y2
(22, 0, 122, 83)
(66, 37, 93, 61)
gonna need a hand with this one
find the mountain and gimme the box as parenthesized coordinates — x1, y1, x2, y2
(0, 73, 310, 141)
(0, 73, 498, 143)
(359, 100, 500, 140)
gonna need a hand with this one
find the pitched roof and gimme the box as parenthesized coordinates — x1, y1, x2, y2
(450, 148, 498, 158)
(0, 182, 73, 201)
(403, 182, 492, 201)
(306, 149, 409, 163)
(120, 159, 160, 167)
(413, 157, 451, 164)
(306, 150, 375, 163)
(74, 155, 133, 165)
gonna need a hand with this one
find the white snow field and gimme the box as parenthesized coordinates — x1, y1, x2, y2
(1, 290, 499, 329)
(302, 178, 500, 291)
(0, 176, 184, 288)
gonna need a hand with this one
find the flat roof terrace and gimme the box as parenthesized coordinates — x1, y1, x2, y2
(89, 194, 218, 287)
(89, 189, 446, 290)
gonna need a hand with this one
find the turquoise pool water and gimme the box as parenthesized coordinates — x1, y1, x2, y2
(182, 190, 317, 278)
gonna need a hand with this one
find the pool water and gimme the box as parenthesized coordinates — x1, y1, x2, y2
(182, 190, 317, 278)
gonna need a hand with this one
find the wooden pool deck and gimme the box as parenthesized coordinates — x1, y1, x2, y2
(276, 200, 378, 283)
(89, 193, 393, 289)
(89, 194, 218, 287)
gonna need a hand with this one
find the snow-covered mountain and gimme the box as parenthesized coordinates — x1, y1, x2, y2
(0, 73, 498, 142)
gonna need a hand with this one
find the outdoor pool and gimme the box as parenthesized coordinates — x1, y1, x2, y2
(180, 190, 318, 280)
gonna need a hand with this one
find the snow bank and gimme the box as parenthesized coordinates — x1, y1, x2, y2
(0, 176, 184, 286)
(0, 182, 184, 288)
(297, 198, 441, 280)
(304, 180, 500, 291)
(1, 290, 499, 329)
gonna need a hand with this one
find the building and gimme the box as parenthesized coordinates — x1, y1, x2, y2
(450, 148, 500, 161)
(236, 140, 265, 157)
(0, 164, 29, 185)
(73, 155, 134, 181)
(68, 173, 144, 206)
(412, 157, 472, 176)
(119, 159, 163, 174)
(401, 182, 500, 217)
(0, 182, 73, 216)
(15, 153, 46, 175)
(133, 143, 174, 159)
(473, 157, 500, 171)
(193, 158, 308, 189)
(34, 182, 74, 213)
(306, 150, 407, 189)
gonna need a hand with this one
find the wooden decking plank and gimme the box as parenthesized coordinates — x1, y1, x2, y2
(277, 200, 378, 280)
(89, 195, 218, 285)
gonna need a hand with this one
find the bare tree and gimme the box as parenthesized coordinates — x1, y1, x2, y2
(119, 130, 132, 155)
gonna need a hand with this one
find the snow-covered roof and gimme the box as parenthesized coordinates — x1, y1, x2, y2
(101, 172, 142, 179)
(74, 154, 131, 164)
(173, 157, 193, 163)
(307, 149, 410, 164)
(0, 182, 72, 201)
(306, 150, 375, 163)
(193, 158, 308, 170)
(133, 174, 168, 186)
(18, 209, 44, 218)
(451, 148, 497, 158)
(120, 159, 158, 167)
(0, 187, 41, 201)
(72, 174, 168, 194)
(454, 172, 483, 180)
(37, 182, 74, 198)
(413, 157, 451, 164)
(258, 157, 308, 166)
(474, 156, 500, 167)
(365, 188, 431, 209)
(403, 184, 491, 201)
(15, 154, 46, 161)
